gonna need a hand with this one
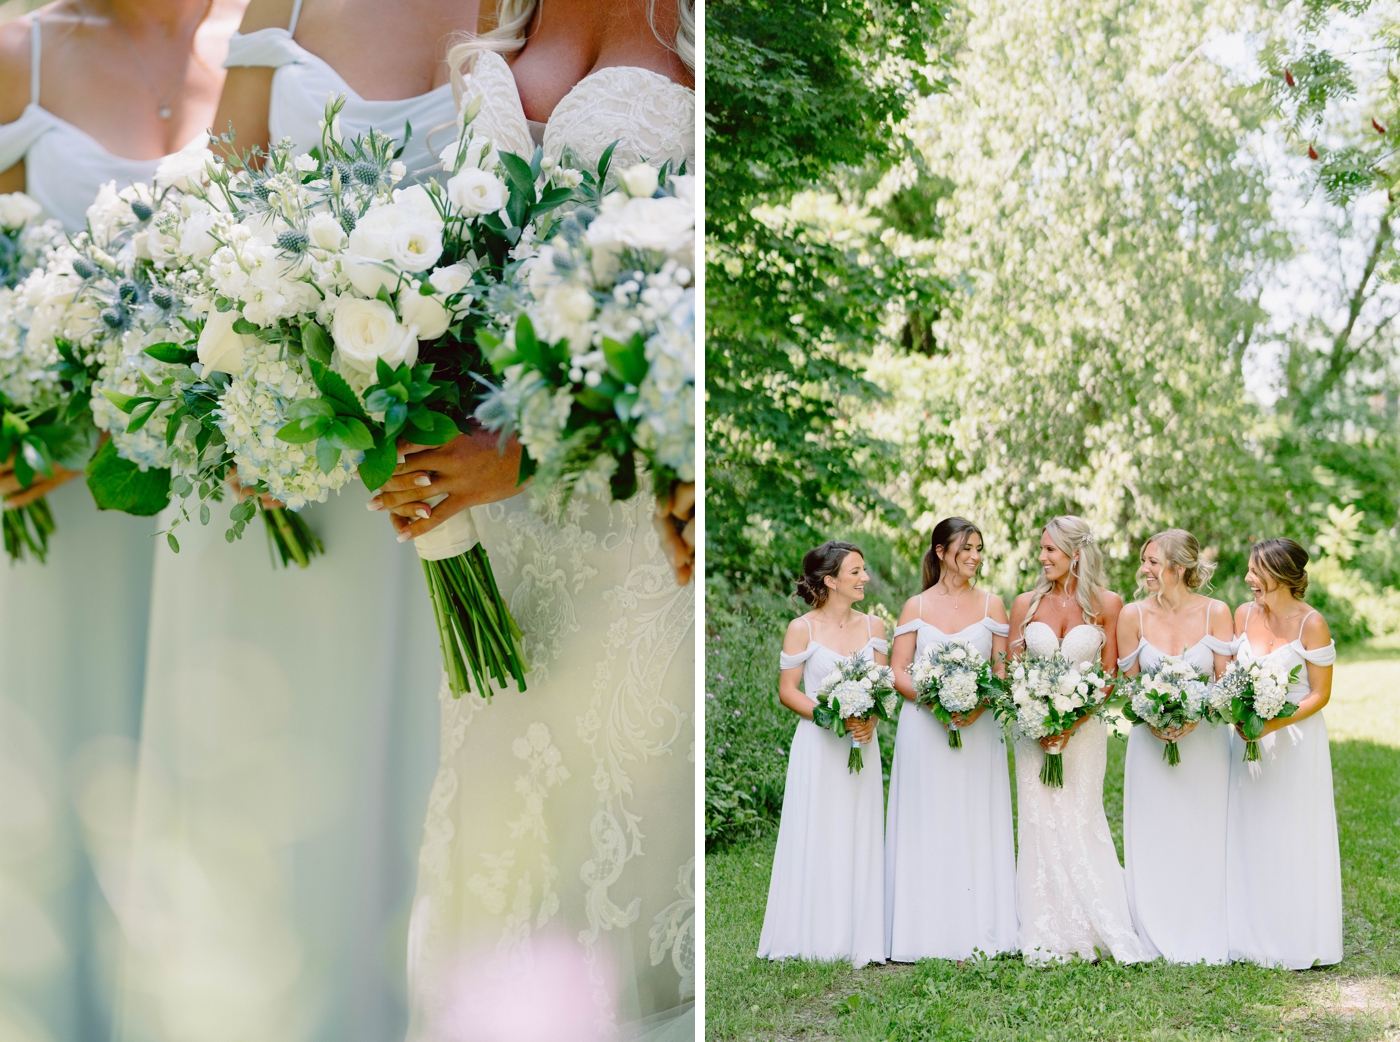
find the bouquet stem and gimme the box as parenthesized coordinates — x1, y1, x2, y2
(3, 497, 55, 563)
(847, 742, 864, 773)
(1243, 739, 1261, 762)
(263, 507, 324, 569)
(1162, 739, 1182, 766)
(1040, 751, 1064, 787)
(947, 726, 963, 749)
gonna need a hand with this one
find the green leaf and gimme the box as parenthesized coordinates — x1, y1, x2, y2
(575, 386, 614, 413)
(101, 390, 141, 414)
(403, 409, 459, 446)
(516, 446, 537, 486)
(167, 531, 180, 553)
(144, 342, 197, 365)
(323, 417, 375, 451)
(315, 437, 341, 474)
(277, 416, 330, 444)
(301, 320, 334, 364)
(514, 314, 544, 369)
(498, 151, 538, 203)
(125, 399, 161, 434)
(232, 316, 260, 336)
(357, 436, 398, 491)
(602, 335, 649, 386)
(308, 359, 370, 421)
(85, 439, 171, 516)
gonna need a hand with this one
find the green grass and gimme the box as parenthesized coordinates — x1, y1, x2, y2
(705, 655, 1400, 1041)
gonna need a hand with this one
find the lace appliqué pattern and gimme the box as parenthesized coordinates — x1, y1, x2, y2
(649, 858, 695, 1002)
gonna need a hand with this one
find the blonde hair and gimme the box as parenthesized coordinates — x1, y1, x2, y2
(1138, 528, 1216, 595)
(447, 0, 695, 99)
(1022, 515, 1109, 640)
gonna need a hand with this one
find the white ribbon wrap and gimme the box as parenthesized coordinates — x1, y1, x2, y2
(412, 501, 480, 561)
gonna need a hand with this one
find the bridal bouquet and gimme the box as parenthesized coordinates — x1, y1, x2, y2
(1207, 659, 1301, 762)
(1118, 657, 1211, 765)
(908, 639, 1001, 748)
(810, 653, 898, 773)
(0, 193, 72, 560)
(995, 651, 1111, 786)
(476, 153, 695, 510)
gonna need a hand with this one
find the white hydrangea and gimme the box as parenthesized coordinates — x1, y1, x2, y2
(214, 339, 357, 509)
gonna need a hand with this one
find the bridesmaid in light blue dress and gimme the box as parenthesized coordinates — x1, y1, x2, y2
(114, 2, 474, 1039)
(0, 5, 243, 1041)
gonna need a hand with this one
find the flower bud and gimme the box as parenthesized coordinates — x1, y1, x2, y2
(72, 256, 97, 279)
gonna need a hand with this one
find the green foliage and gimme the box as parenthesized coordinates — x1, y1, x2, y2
(705, 0, 953, 586)
(84, 438, 171, 516)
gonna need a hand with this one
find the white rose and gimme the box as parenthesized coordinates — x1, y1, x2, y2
(428, 262, 475, 296)
(307, 212, 347, 251)
(619, 163, 660, 199)
(197, 308, 255, 376)
(391, 184, 442, 224)
(343, 255, 397, 297)
(0, 192, 42, 229)
(332, 297, 419, 373)
(155, 138, 214, 192)
(388, 219, 443, 272)
(447, 167, 506, 216)
(398, 287, 451, 340)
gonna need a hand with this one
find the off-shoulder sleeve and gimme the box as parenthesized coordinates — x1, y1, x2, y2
(0, 106, 50, 176)
(867, 638, 889, 656)
(984, 619, 1010, 638)
(1117, 643, 1142, 672)
(892, 620, 922, 637)
(1297, 640, 1337, 666)
(1199, 635, 1238, 656)
(779, 647, 816, 670)
(223, 28, 303, 69)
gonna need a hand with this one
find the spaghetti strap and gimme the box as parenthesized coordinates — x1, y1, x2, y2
(1137, 601, 1147, 645)
(917, 591, 925, 622)
(803, 616, 813, 641)
(1297, 609, 1317, 642)
(865, 613, 873, 640)
(288, 0, 305, 35)
(982, 591, 992, 620)
(29, 17, 40, 107)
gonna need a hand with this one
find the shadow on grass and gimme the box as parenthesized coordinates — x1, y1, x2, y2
(705, 738, 1400, 1041)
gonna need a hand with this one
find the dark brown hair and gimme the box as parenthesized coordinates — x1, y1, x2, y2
(795, 541, 864, 608)
(1250, 537, 1309, 599)
(922, 517, 982, 589)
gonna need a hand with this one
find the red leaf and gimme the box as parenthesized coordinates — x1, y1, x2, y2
(1375, 118, 1388, 134)
(1308, 144, 1319, 160)
(1285, 68, 1296, 87)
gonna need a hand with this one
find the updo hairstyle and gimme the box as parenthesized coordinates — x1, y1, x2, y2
(1250, 538, 1310, 599)
(922, 517, 982, 589)
(795, 541, 864, 608)
(1142, 528, 1217, 591)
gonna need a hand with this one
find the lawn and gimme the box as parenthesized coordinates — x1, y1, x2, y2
(705, 651, 1400, 1041)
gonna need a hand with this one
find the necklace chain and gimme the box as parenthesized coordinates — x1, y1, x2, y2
(107, 0, 212, 120)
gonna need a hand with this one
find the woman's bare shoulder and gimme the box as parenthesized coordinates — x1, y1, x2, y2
(238, 0, 297, 34)
(0, 15, 35, 126)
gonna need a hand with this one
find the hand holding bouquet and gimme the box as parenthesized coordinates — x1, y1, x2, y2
(1119, 657, 1211, 765)
(810, 653, 898, 773)
(995, 651, 1111, 786)
(908, 639, 1001, 748)
(1207, 659, 1301, 762)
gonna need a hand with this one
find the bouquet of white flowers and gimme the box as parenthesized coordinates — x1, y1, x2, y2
(810, 653, 899, 773)
(1206, 659, 1301, 762)
(0, 192, 71, 560)
(1118, 656, 1211, 765)
(908, 639, 1002, 748)
(994, 651, 1111, 786)
(476, 150, 694, 514)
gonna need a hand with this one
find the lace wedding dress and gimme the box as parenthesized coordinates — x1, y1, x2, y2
(404, 53, 696, 1041)
(1014, 622, 1149, 965)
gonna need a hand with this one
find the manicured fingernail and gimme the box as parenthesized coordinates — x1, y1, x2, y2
(397, 453, 406, 464)
(414, 475, 431, 486)
(368, 497, 383, 510)
(397, 530, 412, 543)
(416, 506, 430, 519)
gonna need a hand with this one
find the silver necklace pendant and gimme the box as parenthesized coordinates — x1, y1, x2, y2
(158, 105, 172, 120)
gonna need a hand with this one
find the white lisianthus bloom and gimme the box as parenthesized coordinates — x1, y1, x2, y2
(619, 163, 660, 199)
(391, 184, 443, 225)
(197, 308, 255, 376)
(0, 192, 42, 229)
(447, 167, 507, 216)
(1052, 694, 1074, 713)
(332, 296, 419, 374)
(950, 646, 968, 662)
(294, 153, 319, 173)
(1059, 670, 1081, 696)
(155, 137, 214, 192)
(398, 286, 451, 340)
(307, 212, 347, 251)
(429, 262, 476, 296)
(388, 219, 443, 272)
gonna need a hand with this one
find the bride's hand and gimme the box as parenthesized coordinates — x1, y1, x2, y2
(1039, 733, 1070, 753)
(371, 429, 523, 542)
(653, 482, 694, 586)
(0, 455, 80, 509)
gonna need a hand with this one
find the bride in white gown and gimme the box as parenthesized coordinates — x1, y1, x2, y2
(1008, 516, 1148, 965)
(398, 3, 696, 1039)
